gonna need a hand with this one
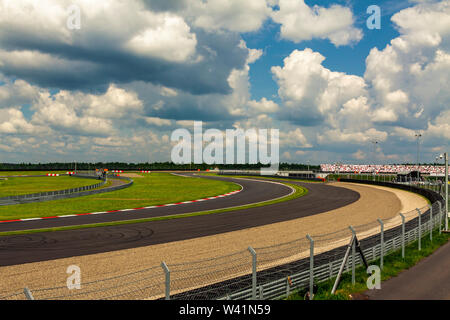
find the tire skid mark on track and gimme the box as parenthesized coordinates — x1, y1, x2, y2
(0, 226, 156, 252)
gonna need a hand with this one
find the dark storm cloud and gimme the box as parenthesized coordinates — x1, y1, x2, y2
(142, 0, 188, 12)
(277, 107, 325, 127)
(127, 80, 241, 123)
(148, 95, 238, 122)
(0, 26, 248, 96)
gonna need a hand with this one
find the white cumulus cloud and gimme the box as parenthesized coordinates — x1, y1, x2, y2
(271, 0, 362, 46)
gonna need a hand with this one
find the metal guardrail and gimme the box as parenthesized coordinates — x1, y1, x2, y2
(0, 174, 133, 205)
(218, 206, 444, 300)
(211, 179, 446, 300)
(1, 177, 446, 300)
(0, 174, 106, 205)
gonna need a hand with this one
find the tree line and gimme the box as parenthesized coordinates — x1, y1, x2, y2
(0, 162, 321, 172)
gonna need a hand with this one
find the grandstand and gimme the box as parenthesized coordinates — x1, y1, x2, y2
(320, 164, 446, 175)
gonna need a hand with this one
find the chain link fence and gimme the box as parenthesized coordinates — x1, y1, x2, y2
(1, 178, 447, 300)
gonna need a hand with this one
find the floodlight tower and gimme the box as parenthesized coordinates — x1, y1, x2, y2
(371, 141, 378, 176)
(415, 132, 422, 170)
(446, 153, 449, 231)
(437, 153, 448, 231)
(371, 140, 378, 163)
(443, 153, 448, 231)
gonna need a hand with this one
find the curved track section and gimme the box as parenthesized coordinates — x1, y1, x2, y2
(0, 176, 359, 266)
(0, 175, 291, 232)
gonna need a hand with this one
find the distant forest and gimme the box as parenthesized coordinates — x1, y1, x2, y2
(0, 162, 321, 171)
(0, 162, 444, 172)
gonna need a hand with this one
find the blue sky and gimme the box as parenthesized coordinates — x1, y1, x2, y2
(244, 0, 411, 102)
(0, 0, 448, 164)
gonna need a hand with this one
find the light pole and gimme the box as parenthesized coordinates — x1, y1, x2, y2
(444, 153, 448, 231)
(371, 141, 378, 164)
(437, 153, 448, 231)
(415, 132, 422, 170)
(444, 152, 449, 231)
(371, 141, 378, 177)
(335, 162, 342, 176)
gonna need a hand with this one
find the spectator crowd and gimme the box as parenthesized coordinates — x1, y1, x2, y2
(320, 164, 446, 175)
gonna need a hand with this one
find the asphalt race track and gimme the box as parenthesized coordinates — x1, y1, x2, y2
(363, 240, 450, 300)
(0, 175, 360, 266)
(0, 175, 292, 232)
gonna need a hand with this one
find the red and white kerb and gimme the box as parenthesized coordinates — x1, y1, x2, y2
(0, 188, 243, 224)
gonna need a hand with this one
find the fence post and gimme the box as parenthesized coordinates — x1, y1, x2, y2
(161, 262, 170, 300)
(248, 246, 257, 300)
(377, 219, 384, 270)
(24, 287, 34, 300)
(400, 213, 405, 259)
(439, 201, 442, 234)
(416, 208, 422, 251)
(349, 226, 356, 285)
(286, 277, 290, 298)
(306, 234, 314, 299)
(429, 204, 433, 242)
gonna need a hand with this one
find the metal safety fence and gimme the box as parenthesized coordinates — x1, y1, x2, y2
(0, 180, 447, 300)
(0, 174, 134, 206)
(0, 174, 106, 205)
(215, 201, 445, 300)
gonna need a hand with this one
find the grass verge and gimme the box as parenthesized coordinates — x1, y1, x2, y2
(0, 182, 307, 236)
(287, 225, 450, 300)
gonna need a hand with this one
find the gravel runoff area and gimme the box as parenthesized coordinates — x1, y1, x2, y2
(0, 182, 428, 297)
